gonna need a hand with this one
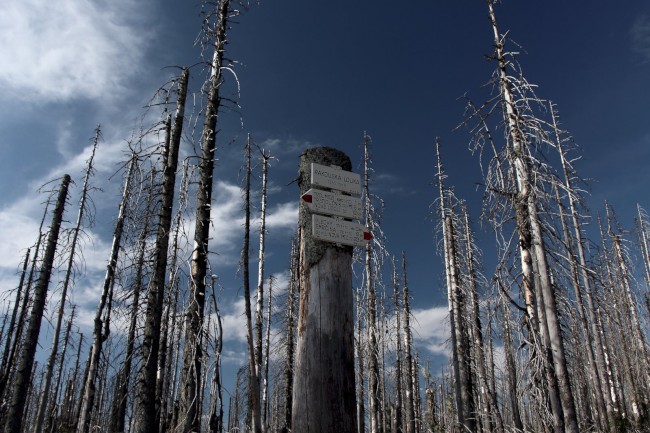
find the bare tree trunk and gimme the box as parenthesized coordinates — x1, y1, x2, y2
(0, 248, 29, 389)
(110, 195, 154, 433)
(637, 205, 650, 293)
(262, 276, 273, 432)
(356, 288, 366, 433)
(486, 3, 579, 431)
(361, 134, 381, 433)
(435, 141, 474, 432)
(598, 215, 636, 420)
(36, 128, 99, 433)
(241, 134, 263, 433)
(45, 305, 75, 433)
(256, 150, 270, 433)
(3, 174, 71, 433)
(159, 163, 189, 433)
(207, 287, 224, 433)
(461, 208, 504, 433)
(606, 206, 650, 408)
(78, 154, 135, 433)
(498, 289, 524, 431)
(551, 104, 613, 430)
(401, 253, 421, 433)
(0, 202, 50, 402)
(281, 236, 298, 433)
(292, 147, 358, 433)
(174, 4, 233, 425)
(58, 331, 83, 433)
(392, 258, 403, 433)
(133, 67, 189, 433)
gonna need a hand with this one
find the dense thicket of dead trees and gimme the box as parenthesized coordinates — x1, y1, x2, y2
(1, 1, 649, 433)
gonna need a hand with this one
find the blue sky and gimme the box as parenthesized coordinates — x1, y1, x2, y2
(1, 0, 650, 400)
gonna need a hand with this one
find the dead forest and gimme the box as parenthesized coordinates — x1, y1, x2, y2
(1, 1, 649, 433)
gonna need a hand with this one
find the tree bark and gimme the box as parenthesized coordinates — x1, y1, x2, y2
(133, 67, 189, 433)
(392, 258, 403, 433)
(36, 128, 99, 433)
(486, 3, 579, 431)
(0, 248, 30, 387)
(109, 192, 154, 433)
(78, 153, 135, 433)
(176, 3, 230, 428)
(256, 150, 270, 433)
(462, 208, 504, 433)
(401, 253, 421, 433)
(241, 134, 263, 433)
(281, 236, 298, 433)
(435, 141, 474, 432)
(3, 174, 71, 433)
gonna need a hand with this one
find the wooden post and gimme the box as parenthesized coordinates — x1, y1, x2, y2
(292, 147, 358, 433)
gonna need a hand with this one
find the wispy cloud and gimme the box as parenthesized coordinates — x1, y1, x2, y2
(411, 305, 450, 357)
(0, 0, 151, 104)
(264, 202, 298, 230)
(631, 14, 650, 62)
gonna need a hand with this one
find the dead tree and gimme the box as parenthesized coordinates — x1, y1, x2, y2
(3, 174, 71, 433)
(242, 134, 263, 433)
(256, 149, 271, 433)
(606, 205, 650, 392)
(361, 132, 382, 433)
(392, 257, 403, 433)
(77, 153, 136, 433)
(0, 200, 50, 402)
(109, 173, 157, 433)
(262, 275, 273, 432)
(159, 161, 191, 433)
(483, 3, 579, 431)
(281, 236, 298, 433)
(36, 129, 99, 433)
(550, 102, 614, 429)
(401, 253, 420, 433)
(45, 305, 76, 433)
(207, 280, 224, 433)
(133, 67, 189, 433)
(461, 206, 504, 433)
(435, 140, 474, 432)
(176, 1, 232, 428)
(355, 288, 365, 433)
(0, 248, 30, 387)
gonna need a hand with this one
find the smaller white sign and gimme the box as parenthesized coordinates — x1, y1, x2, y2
(302, 188, 363, 220)
(311, 163, 361, 195)
(312, 214, 370, 247)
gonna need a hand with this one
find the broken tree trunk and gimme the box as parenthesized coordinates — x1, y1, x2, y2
(292, 147, 358, 433)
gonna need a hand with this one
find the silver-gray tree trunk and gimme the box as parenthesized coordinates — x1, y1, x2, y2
(177, 3, 228, 430)
(487, 3, 579, 431)
(78, 154, 134, 433)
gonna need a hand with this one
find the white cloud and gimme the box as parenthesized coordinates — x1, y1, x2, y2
(632, 14, 650, 62)
(220, 298, 248, 344)
(0, 208, 40, 269)
(264, 202, 298, 230)
(0, 0, 150, 104)
(411, 305, 450, 357)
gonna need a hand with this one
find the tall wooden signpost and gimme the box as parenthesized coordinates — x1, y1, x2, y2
(292, 147, 368, 433)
